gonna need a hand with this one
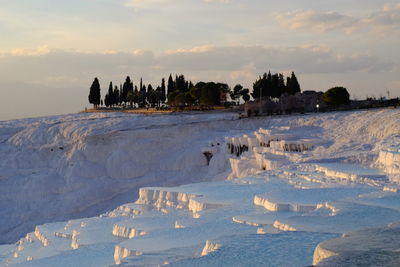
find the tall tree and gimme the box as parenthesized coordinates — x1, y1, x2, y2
(160, 78, 166, 104)
(175, 74, 188, 92)
(230, 84, 243, 104)
(121, 76, 133, 104)
(133, 86, 139, 107)
(88, 77, 101, 108)
(113, 86, 120, 106)
(104, 82, 113, 107)
(138, 82, 147, 108)
(167, 74, 175, 97)
(286, 72, 301, 95)
(241, 88, 250, 102)
(147, 84, 157, 107)
(155, 86, 162, 107)
(127, 90, 135, 108)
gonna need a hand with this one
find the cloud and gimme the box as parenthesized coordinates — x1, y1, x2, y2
(159, 45, 391, 74)
(124, 0, 231, 9)
(274, 10, 358, 33)
(363, 3, 400, 36)
(0, 46, 50, 57)
(0, 44, 395, 120)
(275, 3, 400, 36)
(0, 45, 390, 89)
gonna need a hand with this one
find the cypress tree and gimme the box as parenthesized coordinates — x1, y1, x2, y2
(291, 72, 301, 94)
(147, 84, 157, 107)
(160, 78, 166, 103)
(113, 86, 120, 106)
(108, 82, 113, 106)
(286, 72, 301, 95)
(121, 76, 133, 104)
(88, 77, 101, 108)
(167, 74, 175, 99)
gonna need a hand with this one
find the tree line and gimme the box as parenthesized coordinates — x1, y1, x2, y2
(251, 71, 301, 99)
(88, 71, 302, 109)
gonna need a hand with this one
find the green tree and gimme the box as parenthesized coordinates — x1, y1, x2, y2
(240, 88, 250, 102)
(147, 84, 157, 107)
(230, 84, 243, 104)
(113, 86, 120, 106)
(323, 86, 350, 106)
(160, 78, 166, 104)
(189, 86, 201, 105)
(127, 90, 135, 108)
(121, 76, 133, 105)
(167, 74, 175, 97)
(168, 91, 180, 106)
(252, 72, 271, 99)
(286, 72, 301, 95)
(88, 77, 101, 108)
(133, 86, 139, 107)
(104, 82, 113, 107)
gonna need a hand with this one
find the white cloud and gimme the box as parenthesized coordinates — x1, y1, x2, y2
(275, 3, 400, 36)
(158, 45, 390, 74)
(124, 0, 231, 9)
(363, 3, 400, 36)
(0, 45, 390, 90)
(0, 46, 50, 57)
(274, 10, 358, 33)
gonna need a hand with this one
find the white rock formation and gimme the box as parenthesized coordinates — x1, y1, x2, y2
(112, 224, 146, 239)
(34, 227, 49, 247)
(114, 245, 143, 265)
(1, 109, 400, 266)
(254, 195, 317, 213)
(201, 240, 221, 256)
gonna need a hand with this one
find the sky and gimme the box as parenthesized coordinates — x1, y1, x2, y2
(0, 0, 400, 120)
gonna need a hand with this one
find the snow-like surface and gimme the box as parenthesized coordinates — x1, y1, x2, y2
(1, 108, 400, 266)
(314, 222, 400, 266)
(0, 112, 241, 244)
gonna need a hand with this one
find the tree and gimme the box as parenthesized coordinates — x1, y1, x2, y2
(133, 86, 139, 107)
(252, 72, 271, 99)
(189, 86, 201, 105)
(230, 84, 243, 104)
(104, 82, 113, 107)
(167, 74, 175, 97)
(252, 71, 301, 99)
(323, 86, 350, 106)
(147, 84, 157, 107)
(160, 78, 166, 104)
(240, 88, 250, 102)
(127, 90, 135, 108)
(88, 77, 101, 108)
(113, 86, 120, 106)
(155, 86, 162, 107)
(121, 76, 133, 104)
(168, 91, 180, 107)
(176, 74, 187, 92)
(286, 72, 301, 95)
(137, 83, 147, 108)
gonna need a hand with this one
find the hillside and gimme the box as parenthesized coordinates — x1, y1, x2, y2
(1, 109, 400, 266)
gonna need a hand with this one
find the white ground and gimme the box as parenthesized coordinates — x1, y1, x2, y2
(1, 108, 400, 266)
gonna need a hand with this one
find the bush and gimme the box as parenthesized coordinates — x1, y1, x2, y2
(323, 86, 350, 106)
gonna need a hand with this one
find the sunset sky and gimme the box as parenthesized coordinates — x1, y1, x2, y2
(1, 0, 400, 120)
